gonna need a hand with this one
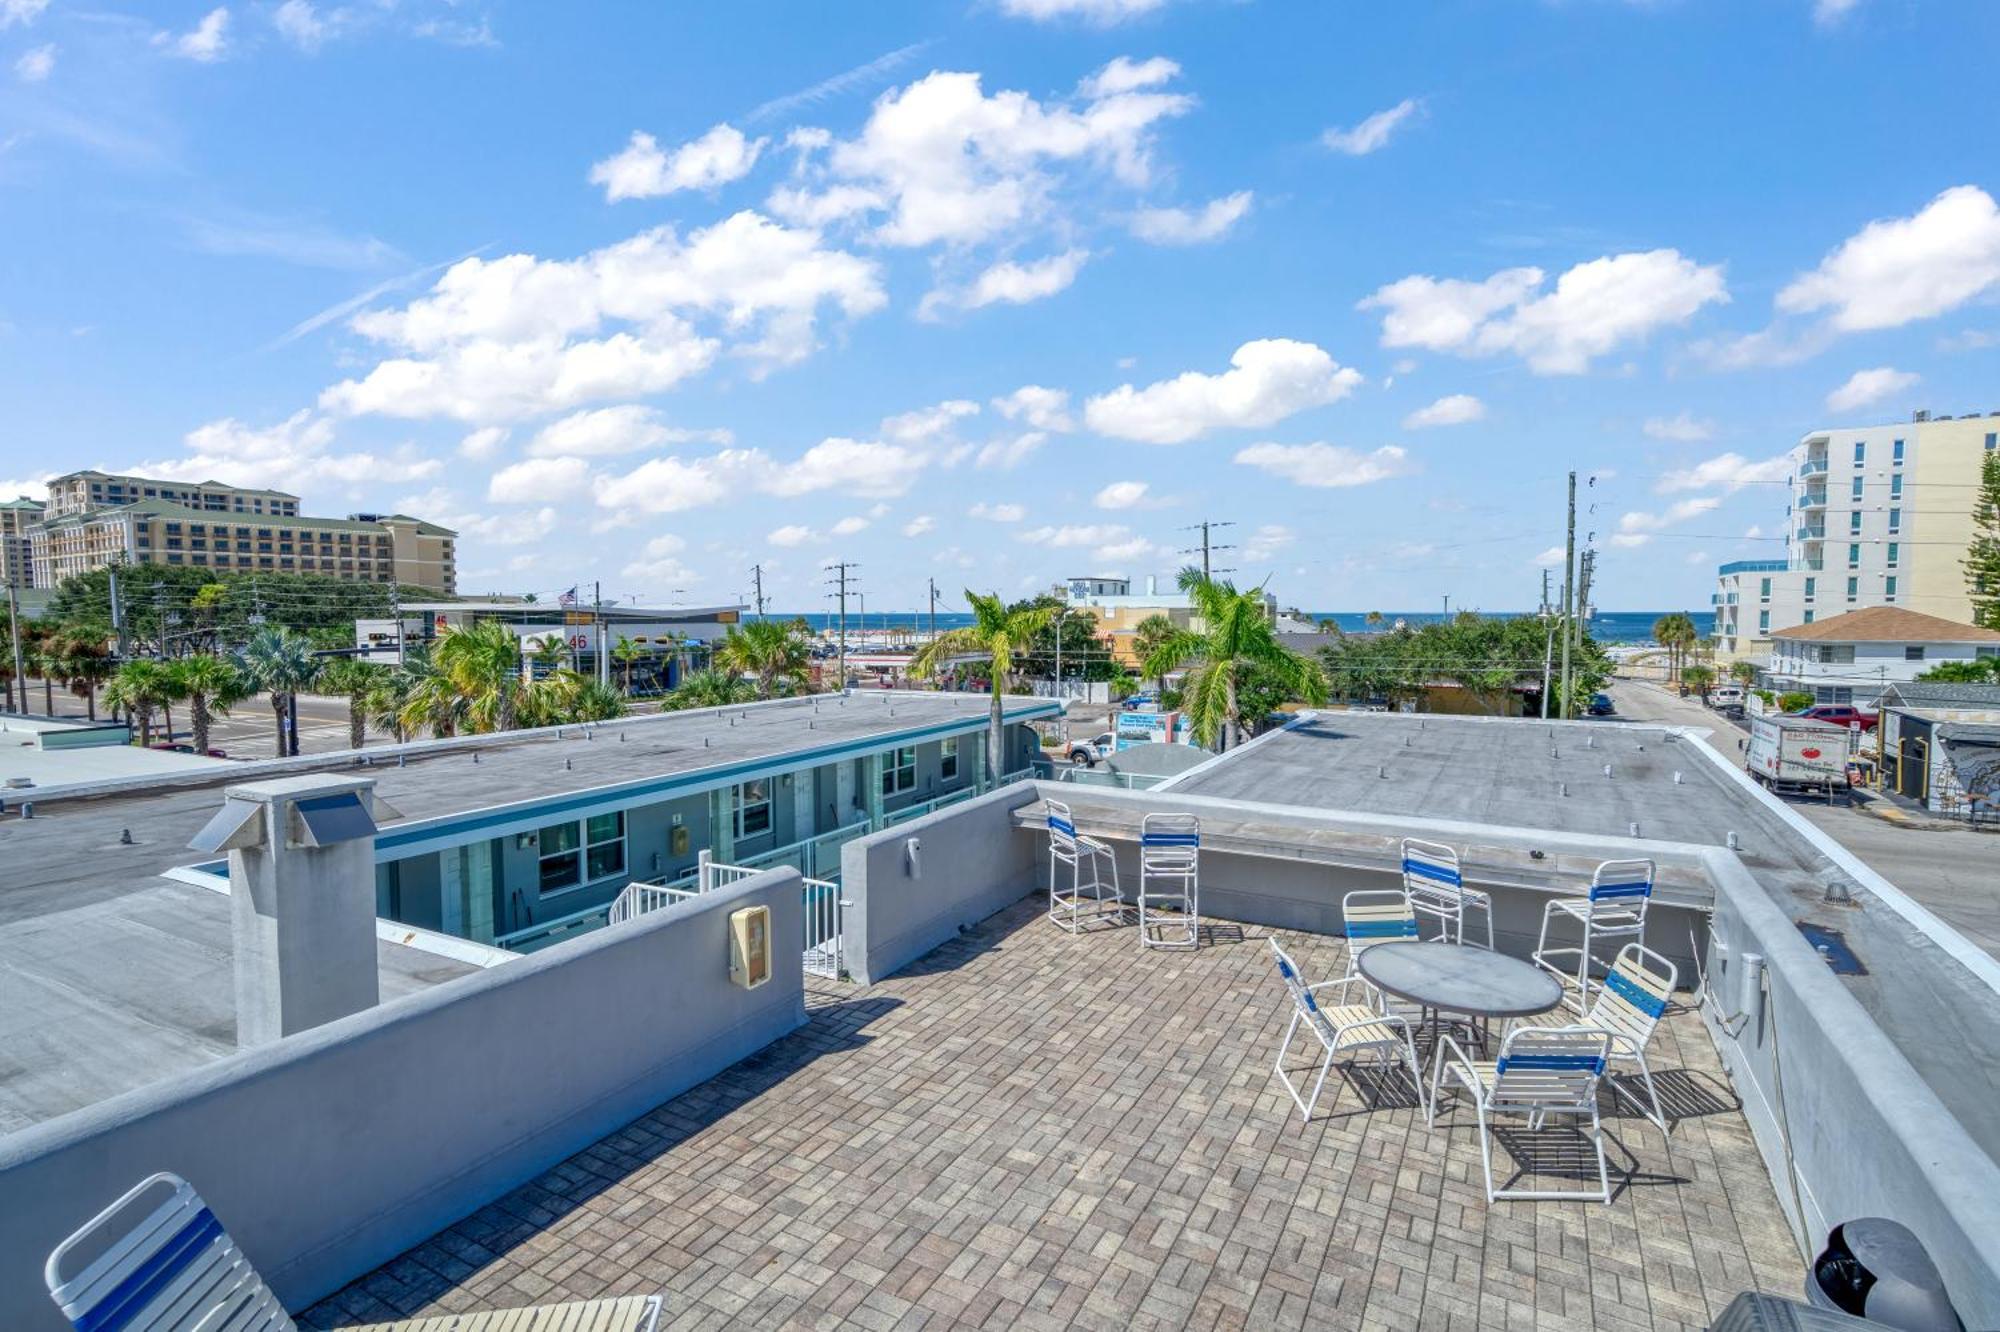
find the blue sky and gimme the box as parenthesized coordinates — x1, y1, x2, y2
(3, 0, 1999, 614)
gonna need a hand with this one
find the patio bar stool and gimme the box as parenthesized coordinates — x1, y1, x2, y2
(1532, 857, 1655, 1013)
(1401, 837, 1494, 949)
(1046, 798, 1122, 933)
(1138, 812, 1200, 949)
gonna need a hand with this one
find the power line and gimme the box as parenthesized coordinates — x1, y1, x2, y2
(825, 561, 859, 688)
(1178, 519, 1235, 579)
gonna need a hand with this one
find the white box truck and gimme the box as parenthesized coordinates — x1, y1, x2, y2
(1747, 714, 1854, 794)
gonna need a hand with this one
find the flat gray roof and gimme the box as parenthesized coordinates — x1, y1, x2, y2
(1173, 711, 2000, 1164)
(0, 691, 1055, 1132)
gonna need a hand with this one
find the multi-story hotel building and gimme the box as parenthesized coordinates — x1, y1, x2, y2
(23, 471, 456, 593)
(1712, 412, 2000, 660)
(1, 496, 44, 588)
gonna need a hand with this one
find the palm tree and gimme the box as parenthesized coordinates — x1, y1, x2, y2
(713, 618, 812, 699)
(610, 634, 645, 695)
(57, 631, 114, 720)
(569, 678, 629, 722)
(1682, 662, 1717, 702)
(1729, 659, 1758, 688)
(319, 658, 389, 750)
(1652, 612, 1699, 685)
(432, 619, 526, 733)
(398, 668, 469, 739)
(665, 667, 757, 711)
(238, 626, 321, 757)
(911, 591, 1055, 784)
(1142, 570, 1327, 751)
(30, 633, 70, 716)
(168, 654, 249, 754)
(1131, 614, 1180, 696)
(365, 666, 422, 743)
(102, 660, 170, 747)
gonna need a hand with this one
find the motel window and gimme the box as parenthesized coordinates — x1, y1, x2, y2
(1853, 441, 1865, 465)
(734, 779, 772, 838)
(941, 738, 959, 781)
(882, 746, 917, 796)
(585, 812, 625, 880)
(1893, 439, 1905, 464)
(537, 820, 581, 892)
(1979, 647, 1999, 661)
(1905, 645, 1925, 662)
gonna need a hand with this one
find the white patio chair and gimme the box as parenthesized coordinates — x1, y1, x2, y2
(1046, 798, 1121, 933)
(1428, 1026, 1615, 1204)
(1532, 857, 1655, 1012)
(1401, 837, 1494, 948)
(1579, 942, 1678, 1134)
(1340, 887, 1419, 978)
(1137, 811, 1199, 950)
(44, 1172, 662, 1332)
(1268, 938, 1425, 1123)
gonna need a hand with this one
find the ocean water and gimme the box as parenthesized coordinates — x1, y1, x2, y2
(774, 610, 1708, 647)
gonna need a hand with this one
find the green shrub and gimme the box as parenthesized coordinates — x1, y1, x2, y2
(1778, 691, 1815, 713)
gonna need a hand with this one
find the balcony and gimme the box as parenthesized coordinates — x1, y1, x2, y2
(1798, 489, 1827, 509)
(1799, 458, 1830, 476)
(1796, 527, 1826, 544)
(1717, 559, 1788, 576)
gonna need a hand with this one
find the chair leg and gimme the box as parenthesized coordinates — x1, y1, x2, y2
(1402, 1038, 1427, 1121)
(1628, 1050, 1667, 1136)
(1473, 1096, 1498, 1204)
(1591, 1105, 1612, 1204)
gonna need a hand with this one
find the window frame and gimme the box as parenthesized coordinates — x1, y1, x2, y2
(881, 745, 917, 796)
(733, 779, 773, 839)
(940, 737, 959, 781)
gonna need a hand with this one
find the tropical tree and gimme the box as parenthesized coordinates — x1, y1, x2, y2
(1131, 614, 1180, 695)
(168, 654, 249, 754)
(610, 634, 646, 695)
(1918, 658, 2000, 684)
(664, 667, 757, 711)
(713, 618, 812, 699)
(911, 591, 1055, 783)
(55, 630, 114, 720)
(319, 658, 390, 750)
(29, 631, 68, 715)
(238, 626, 321, 757)
(1730, 659, 1759, 688)
(1652, 612, 1699, 684)
(102, 659, 170, 747)
(397, 667, 470, 740)
(569, 678, 629, 722)
(1138, 571, 1326, 750)
(432, 619, 528, 733)
(1965, 450, 2000, 629)
(365, 665, 420, 743)
(1682, 663, 1717, 701)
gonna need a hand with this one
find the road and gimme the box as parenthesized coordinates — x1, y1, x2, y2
(1608, 676, 2000, 958)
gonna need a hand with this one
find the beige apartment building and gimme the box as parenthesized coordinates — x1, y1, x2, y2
(1, 496, 44, 588)
(41, 470, 300, 520)
(23, 471, 456, 593)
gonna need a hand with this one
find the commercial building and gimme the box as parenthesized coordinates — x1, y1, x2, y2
(0, 496, 41, 588)
(1058, 573, 1275, 669)
(1765, 606, 2000, 706)
(40, 470, 300, 520)
(28, 498, 456, 592)
(1713, 411, 2000, 658)
(355, 600, 747, 689)
(1876, 682, 2000, 817)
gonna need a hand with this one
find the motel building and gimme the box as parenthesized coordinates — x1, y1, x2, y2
(153, 691, 1062, 955)
(355, 600, 749, 691)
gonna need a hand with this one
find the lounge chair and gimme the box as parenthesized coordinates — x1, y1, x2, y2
(45, 1172, 662, 1332)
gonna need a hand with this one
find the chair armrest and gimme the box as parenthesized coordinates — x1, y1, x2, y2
(1435, 1033, 1481, 1096)
(1304, 976, 1370, 1002)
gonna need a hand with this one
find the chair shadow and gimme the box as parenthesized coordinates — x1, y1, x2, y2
(1276, 1051, 1427, 1123)
(1486, 1123, 1689, 1200)
(1600, 1066, 1741, 1124)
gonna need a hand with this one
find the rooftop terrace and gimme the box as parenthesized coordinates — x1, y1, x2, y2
(304, 898, 1801, 1332)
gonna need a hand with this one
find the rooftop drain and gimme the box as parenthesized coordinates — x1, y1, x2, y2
(1797, 921, 1867, 976)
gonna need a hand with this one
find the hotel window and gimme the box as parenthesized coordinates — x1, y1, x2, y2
(881, 745, 917, 795)
(1848, 543, 1861, 568)
(536, 820, 581, 892)
(1851, 475, 1864, 500)
(1853, 441, 1866, 464)
(1887, 542, 1900, 566)
(1803, 610, 1815, 624)
(1885, 575, 1898, 601)
(733, 779, 772, 838)
(1888, 507, 1901, 533)
(1846, 576, 1859, 600)
(1759, 610, 1770, 633)
(941, 737, 959, 781)
(1804, 577, 1816, 601)
(1893, 439, 1905, 464)
(1849, 511, 1863, 535)
(1890, 474, 1903, 499)
(585, 812, 625, 880)
(1759, 577, 1771, 602)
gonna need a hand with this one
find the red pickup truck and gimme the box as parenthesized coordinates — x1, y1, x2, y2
(1793, 704, 1878, 732)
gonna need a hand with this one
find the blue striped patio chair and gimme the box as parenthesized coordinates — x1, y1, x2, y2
(1046, 798, 1122, 934)
(1340, 887, 1419, 979)
(1268, 938, 1425, 1123)
(1428, 1026, 1615, 1204)
(1401, 837, 1494, 948)
(1533, 857, 1655, 1013)
(1138, 812, 1199, 950)
(1580, 943, 1679, 1134)
(45, 1173, 663, 1332)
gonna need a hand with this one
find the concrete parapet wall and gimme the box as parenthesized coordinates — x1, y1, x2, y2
(0, 868, 807, 1330)
(841, 783, 1045, 985)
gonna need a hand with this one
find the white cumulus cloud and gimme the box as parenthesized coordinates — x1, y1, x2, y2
(1654, 452, 1792, 494)
(992, 385, 1074, 432)
(14, 41, 53, 81)
(1611, 496, 1721, 548)
(1402, 393, 1485, 429)
(1361, 250, 1728, 374)
(767, 524, 816, 547)
(131, 410, 438, 494)
(1777, 187, 2000, 333)
(1321, 98, 1422, 155)
(1231, 442, 1414, 488)
(489, 456, 593, 504)
(526, 404, 729, 457)
(920, 250, 1088, 319)
(997, 0, 1168, 24)
(1094, 480, 1153, 510)
(970, 501, 1026, 522)
(1826, 366, 1919, 413)
(902, 514, 936, 537)
(458, 426, 508, 460)
(1129, 191, 1252, 245)
(590, 124, 767, 202)
(157, 7, 229, 61)
(1084, 338, 1362, 444)
(1, 0, 50, 29)
(1643, 412, 1715, 442)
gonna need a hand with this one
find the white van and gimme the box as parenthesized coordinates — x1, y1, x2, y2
(1709, 684, 1744, 708)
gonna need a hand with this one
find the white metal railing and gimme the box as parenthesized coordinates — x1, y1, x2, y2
(493, 898, 620, 953)
(608, 849, 848, 979)
(803, 875, 843, 978)
(606, 876, 699, 924)
(1053, 766, 1169, 791)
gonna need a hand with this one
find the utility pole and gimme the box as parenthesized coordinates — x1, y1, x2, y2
(593, 580, 609, 688)
(110, 568, 128, 661)
(6, 582, 25, 716)
(1442, 594, 1450, 620)
(1179, 520, 1236, 579)
(826, 562, 858, 690)
(1559, 471, 1577, 720)
(750, 563, 767, 618)
(927, 577, 938, 641)
(392, 581, 404, 666)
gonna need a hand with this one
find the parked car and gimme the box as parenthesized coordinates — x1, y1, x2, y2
(1709, 684, 1745, 709)
(1794, 704, 1878, 732)
(1122, 692, 1158, 711)
(1068, 731, 1116, 766)
(1587, 693, 1615, 716)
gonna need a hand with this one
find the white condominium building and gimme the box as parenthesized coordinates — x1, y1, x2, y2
(1712, 411, 2000, 659)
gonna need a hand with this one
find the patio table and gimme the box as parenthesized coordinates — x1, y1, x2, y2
(1356, 940, 1564, 1051)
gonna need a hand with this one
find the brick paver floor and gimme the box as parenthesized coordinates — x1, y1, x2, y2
(306, 899, 1802, 1331)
